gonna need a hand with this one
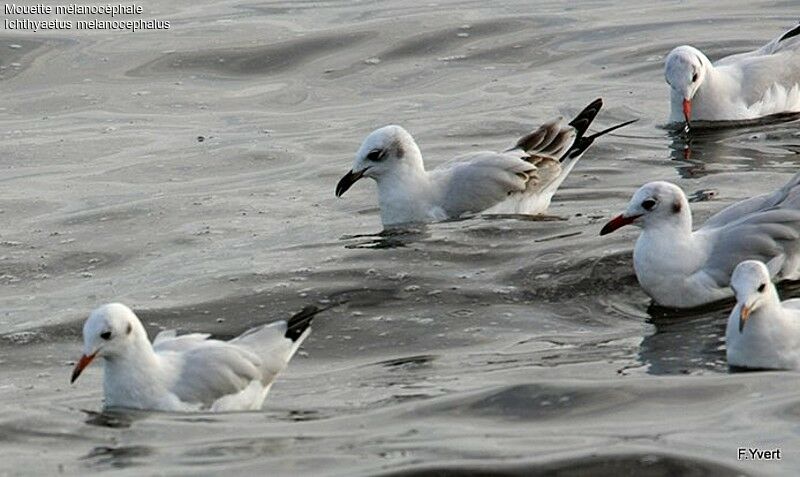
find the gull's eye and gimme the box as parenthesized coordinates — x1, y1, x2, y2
(365, 149, 384, 162)
(641, 199, 656, 211)
(692, 72, 698, 82)
(100, 331, 112, 340)
(758, 283, 766, 293)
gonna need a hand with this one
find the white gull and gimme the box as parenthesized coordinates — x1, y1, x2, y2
(726, 260, 800, 370)
(71, 302, 327, 412)
(600, 173, 800, 308)
(665, 23, 800, 125)
(336, 98, 635, 228)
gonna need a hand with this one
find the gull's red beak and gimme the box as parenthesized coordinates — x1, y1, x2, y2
(600, 214, 641, 236)
(71, 352, 97, 383)
(682, 99, 692, 124)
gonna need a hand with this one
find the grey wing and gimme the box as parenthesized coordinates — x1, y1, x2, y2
(716, 24, 800, 67)
(168, 342, 264, 407)
(432, 151, 537, 217)
(702, 172, 800, 230)
(702, 208, 800, 285)
(782, 298, 800, 312)
(715, 28, 800, 106)
(153, 331, 212, 352)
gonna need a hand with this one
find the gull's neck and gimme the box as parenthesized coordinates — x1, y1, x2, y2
(375, 158, 435, 226)
(634, 209, 703, 297)
(692, 63, 745, 120)
(102, 338, 168, 410)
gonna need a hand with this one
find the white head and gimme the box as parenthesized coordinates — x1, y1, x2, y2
(600, 181, 691, 235)
(335, 125, 424, 197)
(664, 45, 710, 124)
(730, 260, 778, 333)
(71, 303, 149, 383)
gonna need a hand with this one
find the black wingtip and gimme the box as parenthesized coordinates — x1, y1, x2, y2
(284, 301, 345, 342)
(562, 116, 638, 162)
(587, 118, 639, 140)
(568, 98, 603, 137)
(779, 22, 800, 43)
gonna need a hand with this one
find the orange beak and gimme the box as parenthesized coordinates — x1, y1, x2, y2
(682, 99, 692, 124)
(71, 352, 97, 383)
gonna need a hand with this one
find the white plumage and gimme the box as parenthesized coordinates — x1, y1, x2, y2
(601, 173, 800, 308)
(726, 260, 800, 370)
(665, 23, 800, 124)
(335, 99, 634, 228)
(71, 303, 324, 412)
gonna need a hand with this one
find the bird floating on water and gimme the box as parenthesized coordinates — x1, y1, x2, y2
(665, 23, 800, 127)
(600, 173, 800, 308)
(71, 302, 330, 412)
(336, 98, 635, 228)
(726, 260, 800, 370)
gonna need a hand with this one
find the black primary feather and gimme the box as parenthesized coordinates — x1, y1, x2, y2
(284, 302, 342, 342)
(779, 22, 800, 43)
(560, 98, 603, 161)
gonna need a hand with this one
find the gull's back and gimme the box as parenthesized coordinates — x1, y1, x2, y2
(699, 172, 800, 284)
(714, 24, 800, 107)
(152, 320, 306, 411)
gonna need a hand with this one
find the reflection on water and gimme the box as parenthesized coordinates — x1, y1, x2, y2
(342, 226, 432, 249)
(83, 445, 154, 469)
(669, 115, 800, 178)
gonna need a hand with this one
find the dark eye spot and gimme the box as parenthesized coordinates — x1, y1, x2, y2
(692, 73, 698, 82)
(758, 283, 766, 293)
(100, 331, 112, 340)
(126, 323, 132, 335)
(641, 199, 656, 211)
(366, 149, 384, 162)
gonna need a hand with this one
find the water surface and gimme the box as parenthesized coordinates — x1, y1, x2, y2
(1, 1, 799, 475)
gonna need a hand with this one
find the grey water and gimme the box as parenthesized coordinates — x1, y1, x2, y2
(0, 0, 799, 475)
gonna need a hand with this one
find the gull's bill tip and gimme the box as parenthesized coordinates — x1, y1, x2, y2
(600, 213, 640, 236)
(71, 352, 97, 383)
(335, 169, 366, 197)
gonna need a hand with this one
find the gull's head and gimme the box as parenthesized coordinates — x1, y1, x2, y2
(731, 260, 776, 333)
(665, 45, 708, 125)
(600, 181, 689, 235)
(335, 125, 422, 197)
(71, 303, 146, 383)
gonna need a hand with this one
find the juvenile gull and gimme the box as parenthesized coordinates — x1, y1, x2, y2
(71, 303, 328, 412)
(600, 173, 800, 308)
(665, 23, 800, 126)
(336, 98, 635, 228)
(726, 260, 800, 370)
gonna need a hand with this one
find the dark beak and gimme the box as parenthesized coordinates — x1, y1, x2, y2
(335, 169, 366, 197)
(600, 213, 641, 236)
(71, 352, 97, 383)
(682, 99, 692, 128)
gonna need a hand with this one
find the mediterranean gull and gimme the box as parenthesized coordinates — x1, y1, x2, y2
(336, 98, 636, 228)
(600, 173, 800, 308)
(70, 302, 329, 412)
(726, 260, 800, 370)
(665, 23, 800, 126)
